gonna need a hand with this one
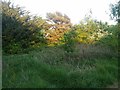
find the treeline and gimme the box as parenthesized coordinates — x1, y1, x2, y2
(2, 1, 120, 54)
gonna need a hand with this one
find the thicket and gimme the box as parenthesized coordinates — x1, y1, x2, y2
(2, 1, 119, 54)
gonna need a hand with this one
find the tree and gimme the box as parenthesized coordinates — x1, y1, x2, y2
(110, 1, 120, 23)
(73, 16, 109, 44)
(2, 1, 46, 54)
(45, 12, 72, 45)
(110, 1, 120, 53)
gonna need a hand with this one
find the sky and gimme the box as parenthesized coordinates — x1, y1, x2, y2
(9, 0, 119, 24)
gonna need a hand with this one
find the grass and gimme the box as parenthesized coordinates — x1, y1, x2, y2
(2, 44, 118, 88)
(0, 65, 1, 89)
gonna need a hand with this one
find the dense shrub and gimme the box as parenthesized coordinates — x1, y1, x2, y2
(96, 25, 119, 52)
(2, 1, 46, 54)
(61, 29, 77, 53)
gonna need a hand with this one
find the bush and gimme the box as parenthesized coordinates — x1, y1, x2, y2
(96, 25, 119, 51)
(62, 30, 77, 53)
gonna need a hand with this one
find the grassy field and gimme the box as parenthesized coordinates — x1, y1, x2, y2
(2, 44, 118, 88)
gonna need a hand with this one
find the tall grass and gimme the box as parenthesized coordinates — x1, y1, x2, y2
(2, 44, 118, 88)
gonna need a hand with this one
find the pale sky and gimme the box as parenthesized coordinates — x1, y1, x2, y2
(9, 0, 119, 24)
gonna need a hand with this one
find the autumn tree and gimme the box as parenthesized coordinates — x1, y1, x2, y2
(45, 12, 72, 45)
(73, 16, 109, 44)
